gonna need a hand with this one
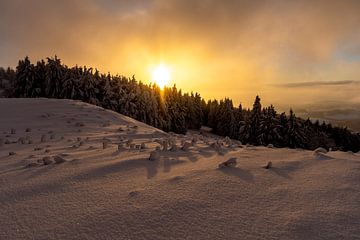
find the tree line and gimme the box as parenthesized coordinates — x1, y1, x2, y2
(0, 56, 359, 152)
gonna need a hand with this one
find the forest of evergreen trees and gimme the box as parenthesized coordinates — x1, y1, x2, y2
(0, 56, 359, 152)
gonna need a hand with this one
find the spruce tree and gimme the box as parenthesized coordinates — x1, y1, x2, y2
(216, 98, 234, 137)
(3, 55, 360, 152)
(230, 104, 244, 139)
(287, 109, 307, 148)
(247, 95, 263, 145)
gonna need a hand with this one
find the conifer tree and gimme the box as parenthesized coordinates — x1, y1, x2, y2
(230, 104, 244, 139)
(207, 100, 220, 131)
(248, 95, 263, 145)
(258, 105, 280, 145)
(45, 56, 64, 98)
(287, 109, 307, 148)
(15, 56, 37, 97)
(216, 98, 234, 137)
(2, 55, 360, 152)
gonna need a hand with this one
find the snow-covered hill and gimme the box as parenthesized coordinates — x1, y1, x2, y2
(1, 98, 360, 240)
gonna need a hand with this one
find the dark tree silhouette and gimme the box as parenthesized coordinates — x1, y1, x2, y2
(1, 56, 359, 152)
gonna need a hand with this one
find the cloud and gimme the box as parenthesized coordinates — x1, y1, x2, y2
(276, 80, 360, 88)
(1, 0, 360, 64)
(0, 0, 360, 106)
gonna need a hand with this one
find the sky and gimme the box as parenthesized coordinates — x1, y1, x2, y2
(0, 0, 359, 108)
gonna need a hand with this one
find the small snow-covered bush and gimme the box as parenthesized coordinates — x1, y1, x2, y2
(191, 137, 198, 146)
(42, 156, 52, 165)
(170, 143, 178, 151)
(224, 136, 232, 146)
(162, 140, 168, 151)
(26, 162, 39, 168)
(149, 151, 160, 161)
(75, 122, 85, 127)
(126, 139, 133, 147)
(263, 161, 272, 169)
(181, 142, 192, 151)
(314, 147, 327, 154)
(118, 143, 124, 150)
(218, 157, 237, 168)
(210, 142, 221, 150)
(168, 138, 176, 147)
(54, 156, 66, 164)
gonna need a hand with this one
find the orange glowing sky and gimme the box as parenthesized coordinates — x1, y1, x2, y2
(0, 0, 360, 107)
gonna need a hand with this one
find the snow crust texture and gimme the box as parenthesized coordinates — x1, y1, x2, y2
(1, 98, 360, 240)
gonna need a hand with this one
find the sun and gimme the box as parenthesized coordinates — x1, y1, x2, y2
(151, 64, 171, 89)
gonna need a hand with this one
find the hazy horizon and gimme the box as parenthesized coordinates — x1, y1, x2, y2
(1, 0, 360, 107)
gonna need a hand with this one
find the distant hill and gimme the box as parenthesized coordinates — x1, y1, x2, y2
(293, 103, 360, 132)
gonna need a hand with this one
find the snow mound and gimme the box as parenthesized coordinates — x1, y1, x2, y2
(314, 147, 328, 154)
(218, 157, 237, 168)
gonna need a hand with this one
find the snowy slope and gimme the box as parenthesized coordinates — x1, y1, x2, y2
(1, 98, 360, 240)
